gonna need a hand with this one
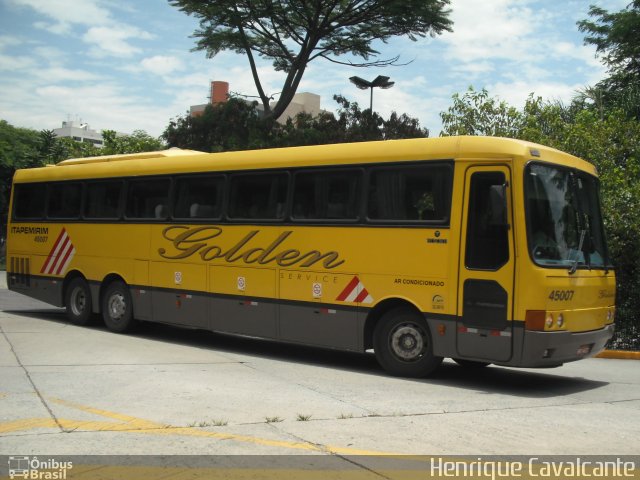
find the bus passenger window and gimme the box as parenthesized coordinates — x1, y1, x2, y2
(228, 173, 288, 220)
(292, 170, 361, 221)
(13, 184, 47, 220)
(125, 179, 170, 219)
(174, 175, 224, 220)
(85, 181, 122, 219)
(48, 182, 82, 219)
(367, 164, 452, 223)
(465, 172, 509, 270)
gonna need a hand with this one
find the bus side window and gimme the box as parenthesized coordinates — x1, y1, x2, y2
(228, 173, 288, 220)
(367, 164, 452, 223)
(48, 182, 83, 219)
(465, 171, 509, 270)
(125, 178, 171, 220)
(292, 170, 361, 221)
(173, 175, 224, 220)
(13, 184, 47, 220)
(85, 181, 122, 219)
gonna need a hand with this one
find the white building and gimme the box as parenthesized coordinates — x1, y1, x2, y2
(52, 121, 128, 148)
(53, 120, 105, 147)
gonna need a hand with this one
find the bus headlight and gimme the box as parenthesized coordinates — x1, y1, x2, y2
(557, 313, 564, 328)
(545, 313, 554, 328)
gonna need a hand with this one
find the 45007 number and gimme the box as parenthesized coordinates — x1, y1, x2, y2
(548, 290, 575, 301)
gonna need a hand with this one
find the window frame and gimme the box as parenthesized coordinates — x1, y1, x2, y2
(290, 167, 364, 224)
(172, 173, 227, 222)
(364, 161, 454, 226)
(12, 182, 49, 221)
(46, 181, 84, 220)
(83, 179, 124, 221)
(123, 176, 172, 221)
(226, 170, 290, 223)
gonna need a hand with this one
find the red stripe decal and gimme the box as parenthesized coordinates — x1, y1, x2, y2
(354, 288, 370, 303)
(41, 228, 67, 273)
(53, 237, 72, 275)
(336, 276, 360, 301)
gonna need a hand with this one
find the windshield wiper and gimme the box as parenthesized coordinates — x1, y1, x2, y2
(569, 229, 586, 275)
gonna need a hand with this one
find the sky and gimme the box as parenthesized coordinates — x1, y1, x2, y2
(0, 0, 630, 138)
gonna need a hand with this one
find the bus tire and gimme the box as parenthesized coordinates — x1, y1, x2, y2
(453, 358, 490, 368)
(373, 307, 443, 377)
(101, 281, 136, 333)
(65, 277, 93, 326)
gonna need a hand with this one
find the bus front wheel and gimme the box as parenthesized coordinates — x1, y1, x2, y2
(101, 281, 136, 333)
(65, 277, 93, 325)
(373, 307, 443, 377)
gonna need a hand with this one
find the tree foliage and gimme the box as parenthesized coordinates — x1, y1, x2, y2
(169, 0, 452, 120)
(440, 87, 524, 137)
(162, 95, 428, 152)
(163, 98, 273, 152)
(101, 130, 165, 155)
(578, 1, 640, 78)
(577, 1, 640, 120)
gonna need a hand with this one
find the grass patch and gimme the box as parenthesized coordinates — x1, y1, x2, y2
(187, 419, 229, 428)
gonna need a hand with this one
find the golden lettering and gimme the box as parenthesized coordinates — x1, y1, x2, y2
(158, 226, 345, 269)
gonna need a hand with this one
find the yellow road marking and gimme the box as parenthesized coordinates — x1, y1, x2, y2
(1, 396, 398, 456)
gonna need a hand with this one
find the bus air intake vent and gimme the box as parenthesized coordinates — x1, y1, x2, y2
(9, 256, 31, 287)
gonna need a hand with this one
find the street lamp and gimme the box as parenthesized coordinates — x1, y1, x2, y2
(349, 75, 395, 111)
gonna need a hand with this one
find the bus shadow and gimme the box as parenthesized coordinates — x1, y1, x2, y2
(3, 308, 67, 324)
(3, 309, 609, 398)
(427, 361, 609, 398)
(124, 318, 612, 399)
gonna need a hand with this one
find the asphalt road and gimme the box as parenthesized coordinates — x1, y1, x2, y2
(1, 272, 639, 469)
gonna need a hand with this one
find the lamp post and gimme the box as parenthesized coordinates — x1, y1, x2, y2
(349, 75, 395, 111)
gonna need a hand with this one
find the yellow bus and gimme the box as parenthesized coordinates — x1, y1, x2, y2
(6, 136, 615, 377)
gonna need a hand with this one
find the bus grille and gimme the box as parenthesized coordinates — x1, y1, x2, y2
(9, 256, 31, 287)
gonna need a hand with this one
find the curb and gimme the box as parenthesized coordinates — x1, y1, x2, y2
(596, 350, 640, 360)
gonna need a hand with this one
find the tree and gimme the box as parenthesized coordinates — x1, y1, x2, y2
(578, 1, 640, 78)
(163, 98, 272, 152)
(163, 94, 427, 151)
(101, 130, 165, 155)
(577, 2, 640, 119)
(170, 0, 452, 121)
(439, 87, 524, 138)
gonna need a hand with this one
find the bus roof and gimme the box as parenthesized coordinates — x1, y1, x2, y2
(13, 136, 596, 183)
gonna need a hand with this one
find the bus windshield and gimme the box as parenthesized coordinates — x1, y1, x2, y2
(525, 162, 609, 271)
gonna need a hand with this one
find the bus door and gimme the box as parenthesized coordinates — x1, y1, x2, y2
(456, 166, 515, 362)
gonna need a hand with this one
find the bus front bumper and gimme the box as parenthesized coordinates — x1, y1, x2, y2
(517, 324, 615, 367)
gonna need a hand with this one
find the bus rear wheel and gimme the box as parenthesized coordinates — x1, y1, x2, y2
(65, 277, 93, 325)
(373, 307, 443, 377)
(101, 281, 136, 333)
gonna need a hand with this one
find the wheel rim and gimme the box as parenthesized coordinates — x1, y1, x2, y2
(70, 286, 86, 316)
(107, 292, 127, 321)
(389, 323, 427, 362)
